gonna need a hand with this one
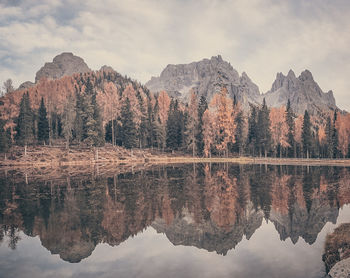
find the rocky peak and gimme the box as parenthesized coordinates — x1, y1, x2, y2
(263, 69, 337, 115)
(100, 65, 114, 72)
(35, 52, 91, 83)
(287, 69, 296, 79)
(145, 55, 260, 108)
(299, 69, 314, 82)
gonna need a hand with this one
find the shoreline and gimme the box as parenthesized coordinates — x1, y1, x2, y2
(1, 145, 350, 169)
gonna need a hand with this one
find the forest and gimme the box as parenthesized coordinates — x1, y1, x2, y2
(0, 71, 350, 159)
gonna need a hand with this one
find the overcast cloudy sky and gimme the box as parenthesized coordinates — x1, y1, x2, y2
(1, 0, 349, 110)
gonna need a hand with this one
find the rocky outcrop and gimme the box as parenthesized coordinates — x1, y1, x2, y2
(323, 223, 350, 275)
(329, 257, 350, 278)
(146, 55, 260, 109)
(147, 56, 339, 115)
(18, 81, 35, 90)
(35, 52, 91, 82)
(262, 69, 337, 115)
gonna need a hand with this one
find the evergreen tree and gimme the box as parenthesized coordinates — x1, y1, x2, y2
(146, 98, 155, 148)
(196, 95, 208, 156)
(62, 95, 76, 149)
(0, 120, 10, 153)
(325, 116, 333, 158)
(121, 98, 137, 149)
(166, 99, 178, 149)
(37, 97, 49, 144)
(332, 110, 339, 158)
(74, 89, 84, 142)
(247, 105, 258, 156)
(15, 92, 34, 146)
(286, 99, 295, 157)
(79, 77, 104, 146)
(233, 110, 244, 156)
(302, 110, 312, 158)
(137, 91, 147, 148)
(256, 98, 271, 157)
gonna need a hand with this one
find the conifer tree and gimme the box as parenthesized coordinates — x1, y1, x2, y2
(185, 92, 199, 156)
(302, 110, 312, 158)
(286, 99, 295, 157)
(247, 105, 258, 156)
(166, 99, 179, 150)
(332, 110, 339, 158)
(137, 91, 147, 148)
(62, 95, 76, 149)
(0, 120, 10, 153)
(15, 92, 34, 146)
(256, 98, 271, 157)
(325, 116, 333, 158)
(121, 97, 137, 149)
(146, 98, 155, 148)
(196, 95, 208, 156)
(37, 97, 49, 144)
(74, 88, 84, 142)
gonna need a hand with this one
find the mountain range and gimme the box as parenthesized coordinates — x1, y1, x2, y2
(146, 55, 338, 115)
(10, 52, 340, 117)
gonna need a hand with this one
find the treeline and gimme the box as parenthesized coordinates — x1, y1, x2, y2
(1, 83, 350, 159)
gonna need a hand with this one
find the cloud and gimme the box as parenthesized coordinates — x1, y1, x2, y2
(0, 0, 349, 110)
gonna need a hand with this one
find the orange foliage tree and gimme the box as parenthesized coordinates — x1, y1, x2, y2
(210, 87, 236, 157)
(335, 113, 350, 157)
(270, 106, 290, 157)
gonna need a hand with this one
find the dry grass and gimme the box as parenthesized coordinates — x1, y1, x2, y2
(1, 145, 350, 169)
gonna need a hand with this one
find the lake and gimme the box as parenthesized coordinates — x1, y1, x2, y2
(0, 163, 349, 278)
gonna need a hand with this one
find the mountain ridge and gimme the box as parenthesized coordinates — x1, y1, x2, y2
(146, 55, 340, 115)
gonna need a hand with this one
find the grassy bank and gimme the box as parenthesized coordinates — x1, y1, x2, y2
(1, 145, 350, 169)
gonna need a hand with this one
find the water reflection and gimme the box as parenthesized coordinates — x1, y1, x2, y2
(0, 164, 349, 263)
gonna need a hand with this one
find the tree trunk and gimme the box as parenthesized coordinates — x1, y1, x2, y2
(24, 144, 27, 156)
(112, 120, 115, 146)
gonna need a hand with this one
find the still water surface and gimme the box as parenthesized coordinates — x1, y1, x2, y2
(0, 164, 349, 278)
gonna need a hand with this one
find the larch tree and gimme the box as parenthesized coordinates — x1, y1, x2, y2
(62, 94, 76, 149)
(335, 113, 350, 157)
(270, 106, 289, 158)
(202, 109, 215, 158)
(286, 99, 296, 157)
(99, 82, 120, 146)
(211, 87, 236, 157)
(157, 91, 171, 150)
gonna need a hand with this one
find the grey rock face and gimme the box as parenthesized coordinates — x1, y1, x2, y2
(18, 81, 35, 90)
(35, 52, 91, 83)
(147, 56, 339, 115)
(262, 69, 337, 115)
(146, 55, 260, 109)
(329, 257, 350, 278)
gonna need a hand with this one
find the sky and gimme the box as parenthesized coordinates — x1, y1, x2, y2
(0, 0, 350, 110)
